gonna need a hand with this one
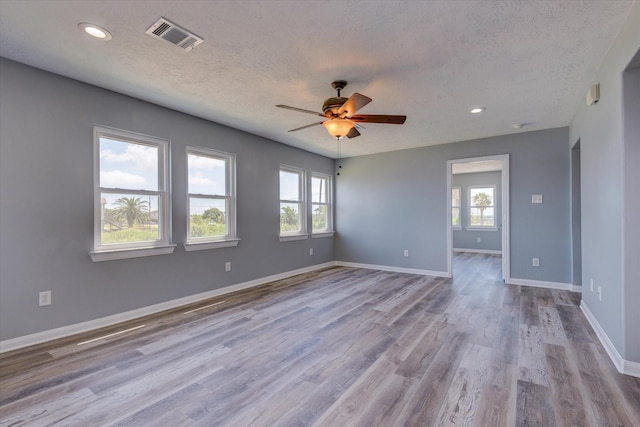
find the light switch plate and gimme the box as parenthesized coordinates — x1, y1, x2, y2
(532, 194, 543, 204)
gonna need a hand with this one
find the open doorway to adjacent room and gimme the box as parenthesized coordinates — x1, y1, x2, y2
(447, 155, 510, 281)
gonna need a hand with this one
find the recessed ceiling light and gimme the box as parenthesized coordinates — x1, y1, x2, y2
(78, 23, 112, 40)
(470, 107, 485, 114)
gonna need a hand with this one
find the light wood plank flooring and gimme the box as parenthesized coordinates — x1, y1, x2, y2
(1, 253, 639, 426)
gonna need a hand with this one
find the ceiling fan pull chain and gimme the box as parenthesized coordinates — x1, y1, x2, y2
(337, 138, 342, 176)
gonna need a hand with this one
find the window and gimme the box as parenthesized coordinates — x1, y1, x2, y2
(185, 146, 238, 251)
(468, 186, 495, 228)
(279, 165, 307, 241)
(452, 187, 461, 229)
(311, 172, 334, 236)
(91, 126, 174, 261)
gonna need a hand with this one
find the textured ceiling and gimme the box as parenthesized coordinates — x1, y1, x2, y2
(0, 0, 635, 158)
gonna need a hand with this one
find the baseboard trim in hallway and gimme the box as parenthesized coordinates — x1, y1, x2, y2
(509, 277, 582, 293)
(581, 301, 640, 378)
(335, 261, 449, 278)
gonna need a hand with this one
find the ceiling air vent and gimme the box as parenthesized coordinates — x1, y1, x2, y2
(146, 17, 203, 52)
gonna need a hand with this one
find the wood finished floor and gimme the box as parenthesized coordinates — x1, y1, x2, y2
(1, 253, 639, 426)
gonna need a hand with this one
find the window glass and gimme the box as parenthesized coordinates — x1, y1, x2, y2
(469, 186, 495, 227)
(452, 187, 461, 227)
(100, 138, 158, 191)
(188, 154, 226, 195)
(94, 127, 169, 252)
(279, 166, 305, 236)
(186, 147, 236, 245)
(312, 174, 332, 233)
(280, 170, 300, 201)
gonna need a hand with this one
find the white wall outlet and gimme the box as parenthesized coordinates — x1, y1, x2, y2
(597, 285, 602, 301)
(403, 249, 409, 257)
(309, 248, 313, 256)
(225, 262, 231, 272)
(590, 278, 594, 292)
(532, 258, 540, 267)
(532, 194, 543, 204)
(39, 290, 51, 306)
(476, 237, 481, 243)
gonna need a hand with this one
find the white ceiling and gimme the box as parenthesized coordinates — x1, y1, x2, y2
(0, 0, 634, 159)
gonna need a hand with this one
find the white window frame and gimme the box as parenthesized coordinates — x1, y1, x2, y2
(452, 187, 462, 230)
(311, 172, 335, 238)
(467, 185, 497, 230)
(90, 126, 175, 262)
(279, 165, 308, 241)
(184, 146, 239, 252)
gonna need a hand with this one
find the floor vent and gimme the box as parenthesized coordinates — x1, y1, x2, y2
(146, 17, 203, 52)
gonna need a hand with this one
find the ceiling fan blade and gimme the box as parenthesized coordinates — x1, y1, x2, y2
(350, 114, 407, 124)
(338, 93, 372, 116)
(288, 121, 324, 132)
(276, 105, 325, 117)
(346, 127, 361, 139)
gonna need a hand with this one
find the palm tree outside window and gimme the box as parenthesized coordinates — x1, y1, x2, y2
(468, 186, 495, 228)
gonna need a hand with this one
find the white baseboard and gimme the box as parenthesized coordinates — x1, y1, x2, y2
(453, 248, 502, 255)
(335, 261, 450, 278)
(0, 262, 336, 353)
(580, 302, 640, 378)
(623, 359, 640, 377)
(508, 277, 582, 293)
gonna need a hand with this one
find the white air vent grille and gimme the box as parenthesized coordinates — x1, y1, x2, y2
(146, 17, 203, 52)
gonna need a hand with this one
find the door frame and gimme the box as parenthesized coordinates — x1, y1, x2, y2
(446, 154, 510, 281)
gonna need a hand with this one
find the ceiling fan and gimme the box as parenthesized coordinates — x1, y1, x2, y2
(276, 80, 406, 139)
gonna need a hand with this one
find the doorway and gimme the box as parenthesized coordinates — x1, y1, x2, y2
(446, 154, 510, 281)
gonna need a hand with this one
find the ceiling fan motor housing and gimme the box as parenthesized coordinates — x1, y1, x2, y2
(322, 97, 348, 115)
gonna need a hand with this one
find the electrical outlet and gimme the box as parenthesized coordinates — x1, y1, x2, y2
(225, 262, 231, 272)
(532, 258, 540, 267)
(39, 291, 51, 306)
(590, 278, 594, 292)
(309, 248, 313, 256)
(404, 249, 409, 257)
(597, 286, 602, 301)
(476, 237, 481, 243)
(532, 194, 543, 204)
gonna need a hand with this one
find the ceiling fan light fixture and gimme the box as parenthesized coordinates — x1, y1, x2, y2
(322, 118, 355, 139)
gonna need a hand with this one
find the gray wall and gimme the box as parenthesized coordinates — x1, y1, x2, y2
(452, 171, 501, 251)
(623, 64, 640, 361)
(0, 59, 334, 341)
(570, 143, 582, 285)
(570, 2, 640, 363)
(335, 127, 571, 283)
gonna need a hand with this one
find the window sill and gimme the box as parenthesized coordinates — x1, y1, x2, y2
(89, 244, 176, 262)
(184, 239, 240, 252)
(279, 233, 309, 242)
(466, 227, 499, 232)
(452, 226, 462, 231)
(312, 231, 335, 238)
